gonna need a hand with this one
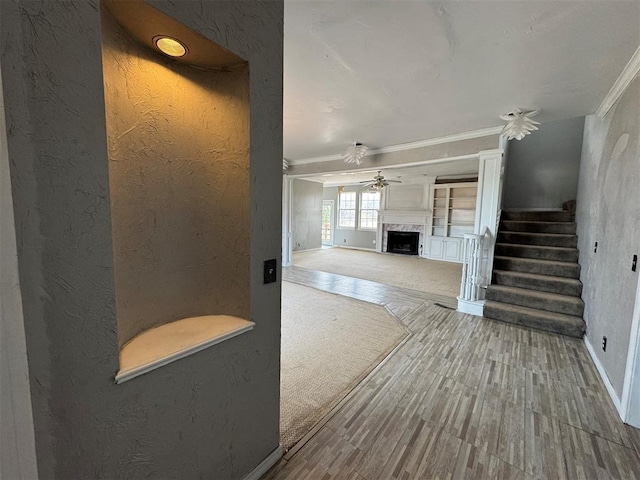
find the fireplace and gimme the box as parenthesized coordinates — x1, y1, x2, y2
(387, 231, 419, 255)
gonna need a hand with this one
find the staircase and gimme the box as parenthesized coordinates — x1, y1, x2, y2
(484, 210, 586, 338)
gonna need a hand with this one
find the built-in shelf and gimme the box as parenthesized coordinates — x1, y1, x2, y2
(116, 315, 255, 384)
(427, 182, 478, 262)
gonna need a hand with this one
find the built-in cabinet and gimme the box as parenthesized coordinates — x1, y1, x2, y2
(426, 182, 477, 262)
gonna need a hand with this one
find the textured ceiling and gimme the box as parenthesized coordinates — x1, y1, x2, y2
(284, 1, 640, 161)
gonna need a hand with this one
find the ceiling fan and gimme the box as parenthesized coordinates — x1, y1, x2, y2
(359, 171, 401, 191)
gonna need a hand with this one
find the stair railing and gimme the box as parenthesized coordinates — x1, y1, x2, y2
(459, 226, 491, 302)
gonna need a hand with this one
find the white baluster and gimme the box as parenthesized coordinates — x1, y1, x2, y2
(460, 237, 469, 299)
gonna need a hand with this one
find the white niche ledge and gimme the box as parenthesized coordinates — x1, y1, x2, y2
(116, 315, 255, 384)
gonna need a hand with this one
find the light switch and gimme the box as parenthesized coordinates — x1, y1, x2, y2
(264, 259, 277, 284)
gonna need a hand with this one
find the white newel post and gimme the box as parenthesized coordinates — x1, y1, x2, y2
(457, 149, 504, 316)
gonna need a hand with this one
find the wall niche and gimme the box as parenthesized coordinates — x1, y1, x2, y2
(101, 1, 252, 383)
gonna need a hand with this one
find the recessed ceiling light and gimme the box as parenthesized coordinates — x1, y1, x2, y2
(154, 36, 187, 57)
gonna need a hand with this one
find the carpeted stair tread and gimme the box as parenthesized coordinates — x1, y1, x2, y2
(484, 300, 585, 338)
(492, 270, 583, 296)
(494, 256, 580, 278)
(498, 231, 577, 248)
(500, 221, 576, 234)
(495, 243, 579, 262)
(502, 211, 571, 222)
(485, 285, 584, 316)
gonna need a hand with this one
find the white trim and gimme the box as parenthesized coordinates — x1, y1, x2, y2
(115, 321, 255, 384)
(502, 207, 564, 212)
(241, 445, 283, 480)
(621, 272, 640, 427)
(597, 45, 640, 119)
(457, 297, 484, 316)
(584, 336, 624, 418)
(289, 154, 480, 181)
(288, 126, 503, 166)
(337, 245, 376, 252)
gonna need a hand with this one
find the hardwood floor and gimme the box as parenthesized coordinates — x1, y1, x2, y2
(268, 266, 640, 479)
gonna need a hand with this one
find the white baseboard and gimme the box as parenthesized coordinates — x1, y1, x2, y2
(457, 297, 484, 316)
(502, 207, 564, 212)
(241, 445, 283, 480)
(584, 336, 624, 418)
(293, 247, 323, 253)
(337, 245, 376, 252)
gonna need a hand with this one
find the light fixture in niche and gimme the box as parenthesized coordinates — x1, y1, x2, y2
(154, 36, 187, 58)
(103, 0, 245, 69)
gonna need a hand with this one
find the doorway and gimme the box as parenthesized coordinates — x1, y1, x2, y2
(321, 200, 333, 246)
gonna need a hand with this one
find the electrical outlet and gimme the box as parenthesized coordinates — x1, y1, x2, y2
(343, 239, 347, 243)
(373, 239, 376, 244)
(602, 336, 607, 352)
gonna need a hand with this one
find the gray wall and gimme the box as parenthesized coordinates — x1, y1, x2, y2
(503, 116, 585, 209)
(1, 1, 283, 478)
(0, 65, 39, 480)
(292, 179, 323, 251)
(323, 186, 377, 250)
(576, 75, 640, 397)
(102, 12, 251, 347)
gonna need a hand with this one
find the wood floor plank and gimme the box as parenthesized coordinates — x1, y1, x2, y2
(559, 421, 640, 480)
(266, 267, 640, 480)
(454, 441, 527, 480)
(524, 409, 567, 479)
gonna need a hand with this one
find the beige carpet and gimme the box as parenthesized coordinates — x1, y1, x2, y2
(293, 248, 462, 298)
(280, 281, 408, 451)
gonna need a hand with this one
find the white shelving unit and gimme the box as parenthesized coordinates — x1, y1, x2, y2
(426, 182, 478, 262)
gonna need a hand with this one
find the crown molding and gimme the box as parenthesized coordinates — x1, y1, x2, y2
(288, 126, 503, 166)
(597, 45, 640, 119)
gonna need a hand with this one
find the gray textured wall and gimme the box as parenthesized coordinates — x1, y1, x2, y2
(576, 75, 640, 397)
(323, 186, 377, 249)
(0, 66, 39, 480)
(1, 1, 282, 478)
(292, 179, 323, 251)
(503, 116, 584, 209)
(102, 13, 251, 347)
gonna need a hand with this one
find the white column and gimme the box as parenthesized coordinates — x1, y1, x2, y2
(474, 149, 505, 296)
(281, 175, 293, 267)
(458, 149, 504, 316)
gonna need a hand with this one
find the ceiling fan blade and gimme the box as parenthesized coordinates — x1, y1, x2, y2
(385, 179, 402, 183)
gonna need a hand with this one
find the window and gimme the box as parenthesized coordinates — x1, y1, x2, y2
(359, 191, 380, 230)
(338, 191, 356, 228)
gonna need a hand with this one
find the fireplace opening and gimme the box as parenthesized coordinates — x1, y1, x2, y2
(387, 231, 419, 255)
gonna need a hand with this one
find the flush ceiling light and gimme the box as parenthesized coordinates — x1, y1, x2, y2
(500, 108, 540, 140)
(154, 36, 188, 57)
(342, 142, 368, 165)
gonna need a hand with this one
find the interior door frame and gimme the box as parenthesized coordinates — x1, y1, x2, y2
(622, 274, 640, 427)
(322, 200, 334, 246)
